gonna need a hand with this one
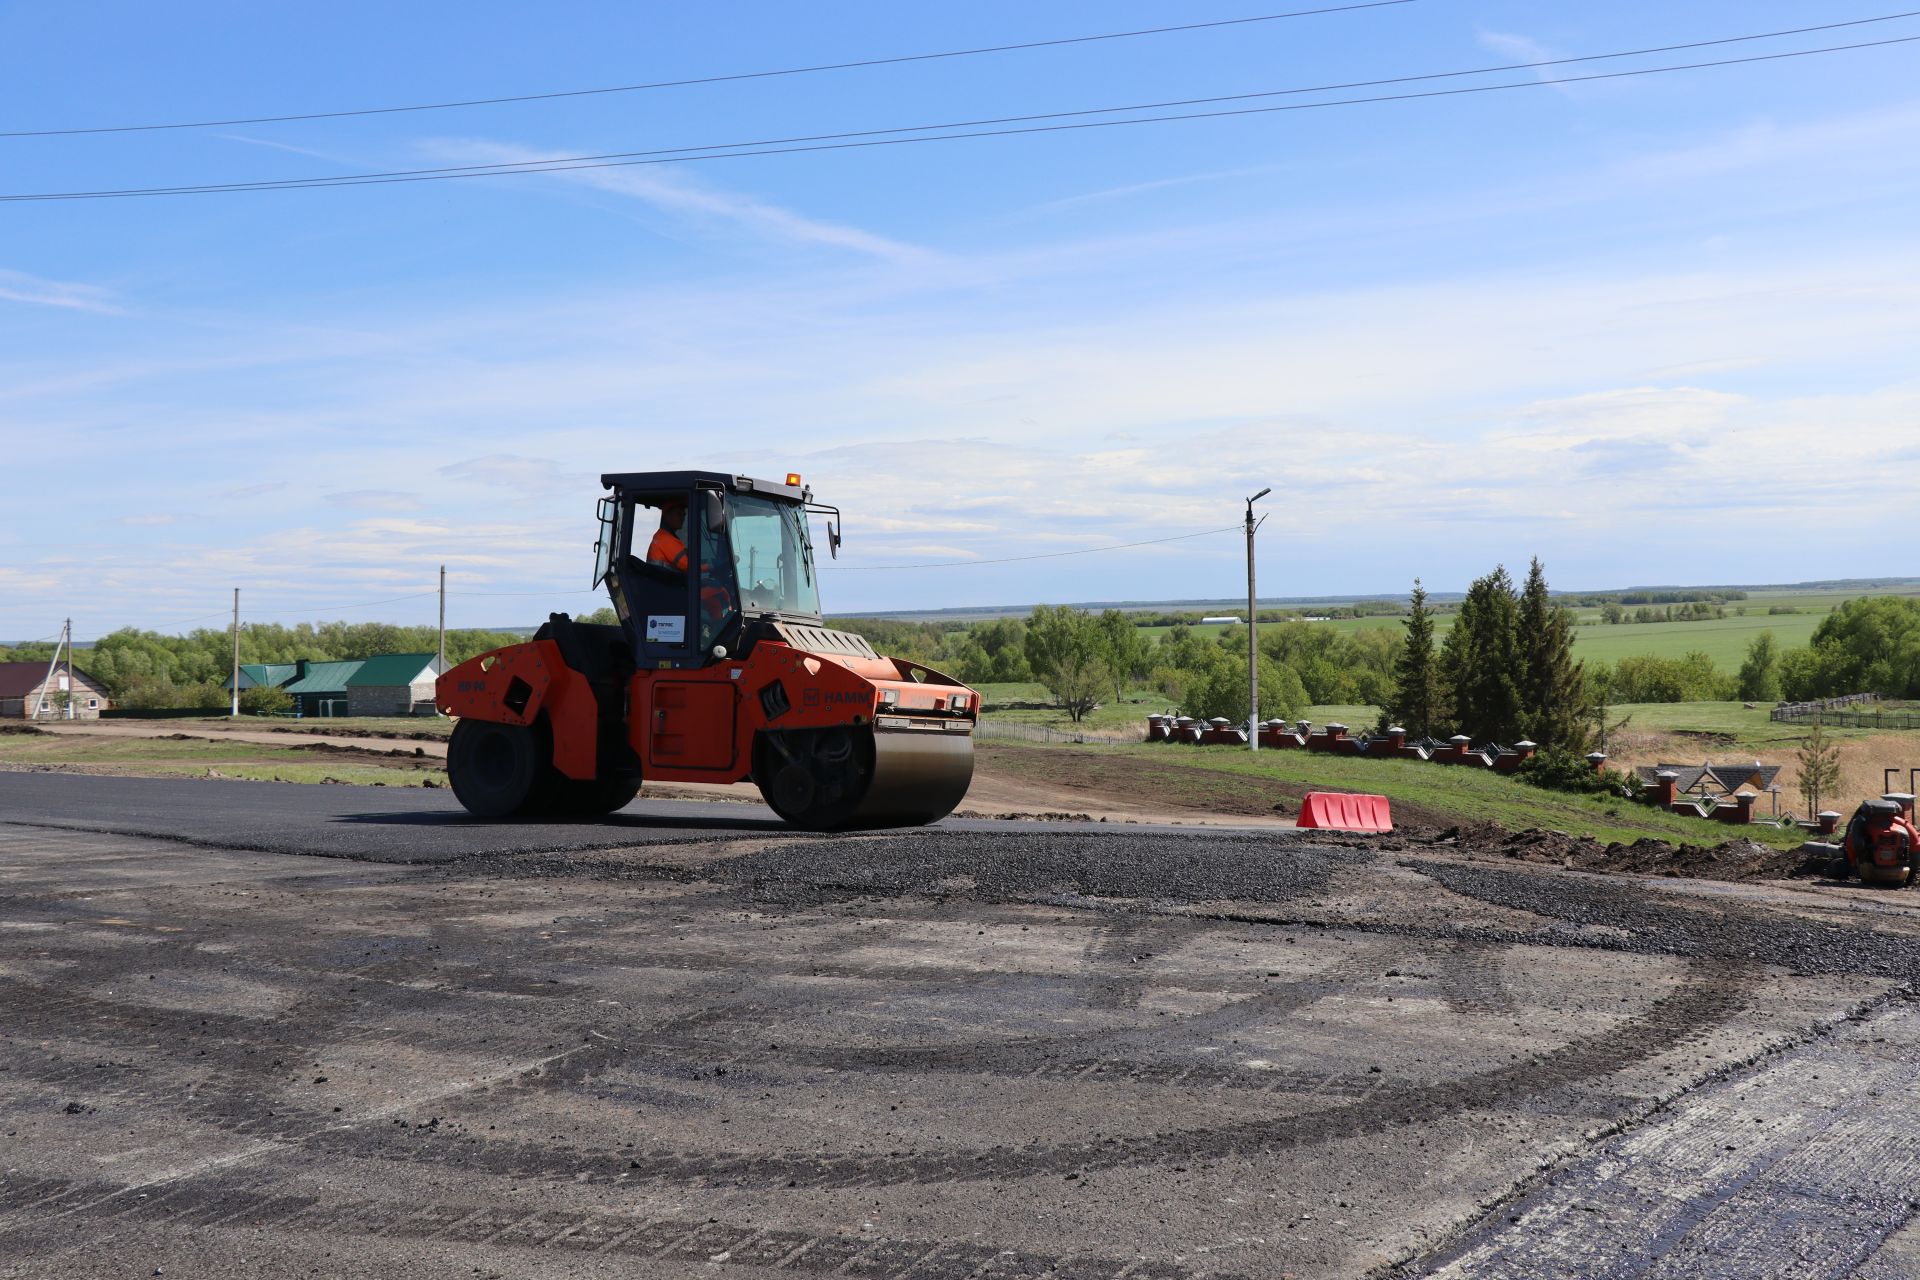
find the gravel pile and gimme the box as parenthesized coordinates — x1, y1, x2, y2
(1412, 858, 1920, 978)
(1432, 822, 1824, 882)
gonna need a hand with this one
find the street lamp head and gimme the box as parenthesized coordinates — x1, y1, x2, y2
(1248, 487, 1272, 504)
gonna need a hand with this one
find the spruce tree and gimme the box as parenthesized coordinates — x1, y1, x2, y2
(1445, 566, 1524, 742)
(1385, 578, 1438, 737)
(1517, 557, 1592, 751)
(1796, 718, 1842, 820)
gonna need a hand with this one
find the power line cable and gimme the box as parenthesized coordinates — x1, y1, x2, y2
(0, 1, 1419, 139)
(5, 26, 1915, 202)
(829, 525, 1240, 570)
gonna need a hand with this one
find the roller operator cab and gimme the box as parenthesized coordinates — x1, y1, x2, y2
(435, 470, 978, 830)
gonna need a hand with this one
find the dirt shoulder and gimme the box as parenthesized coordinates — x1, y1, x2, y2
(35, 719, 450, 756)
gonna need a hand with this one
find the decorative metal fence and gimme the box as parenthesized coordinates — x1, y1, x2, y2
(975, 718, 1141, 746)
(1772, 695, 1920, 730)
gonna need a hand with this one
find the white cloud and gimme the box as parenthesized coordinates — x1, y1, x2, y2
(219, 481, 289, 500)
(438, 453, 588, 497)
(419, 139, 934, 263)
(325, 490, 422, 513)
(1476, 30, 1576, 94)
(0, 268, 122, 314)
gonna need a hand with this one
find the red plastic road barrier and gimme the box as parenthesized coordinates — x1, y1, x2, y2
(1297, 791, 1393, 832)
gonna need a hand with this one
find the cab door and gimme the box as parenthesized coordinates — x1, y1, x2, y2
(646, 681, 737, 771)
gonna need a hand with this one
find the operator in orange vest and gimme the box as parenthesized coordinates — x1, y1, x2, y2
(646, 498, 691, 573)
(643, 496, 736, 643)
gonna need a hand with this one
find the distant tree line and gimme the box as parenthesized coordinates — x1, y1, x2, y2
(0, 621, 531, 711)
(1596, 601, 1731, 625)
(838, 603, 1402, 725)
(1561, 589, 1748, 607)
(14, 591, 1914, 722)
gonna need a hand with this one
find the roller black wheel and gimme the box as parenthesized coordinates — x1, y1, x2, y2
(755, 727, 874, 831)
(446, 719, 544, 818)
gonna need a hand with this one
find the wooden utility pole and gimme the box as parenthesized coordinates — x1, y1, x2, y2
(229, 588, 240, 718)
(1245, 488, 1270, 752)
(437, 564, 447, 675)
(31, 618, 70, 721)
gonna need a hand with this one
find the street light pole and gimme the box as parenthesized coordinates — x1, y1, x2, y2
(1245, 487, 1270, 752)
(229, 588, 241, 719)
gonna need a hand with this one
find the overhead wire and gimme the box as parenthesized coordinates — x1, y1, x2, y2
(5, 24, 1917, 202)
(0, 1, 1420, 139)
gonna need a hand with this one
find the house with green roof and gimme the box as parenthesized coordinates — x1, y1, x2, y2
(222, 662, 302, 694)
(281, 660, 363, 718)
(346, 653, 444, 717)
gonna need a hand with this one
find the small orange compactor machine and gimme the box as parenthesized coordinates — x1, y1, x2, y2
(436, 470, 976, 830)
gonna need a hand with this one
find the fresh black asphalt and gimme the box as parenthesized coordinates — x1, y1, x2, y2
(0, 771, 1288, 862)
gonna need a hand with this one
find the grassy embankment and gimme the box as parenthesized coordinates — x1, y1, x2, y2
(0, 729, 445, 787)
(984, 698, 1917, 846)
(1091, 742, 1810, 848)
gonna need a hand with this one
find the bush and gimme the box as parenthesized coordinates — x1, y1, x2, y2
(1519, 746, 1623, 796)
(239, 684, 293, 715)
(1606, 651, 1734, 702)
(1180, 655, 1308, 725)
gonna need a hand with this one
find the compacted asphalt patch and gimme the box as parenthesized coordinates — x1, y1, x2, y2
(4, 774, 1920, 1278)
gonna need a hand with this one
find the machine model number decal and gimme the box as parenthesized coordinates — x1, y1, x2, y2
(803, 689, 867, 707)
(645, 615, 686, 644)
(457, 680, 487, 692)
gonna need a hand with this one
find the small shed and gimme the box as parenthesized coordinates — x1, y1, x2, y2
(0, 660, 111, 719)
(346, 653, 444, 717)
(281, 660, 363, 718)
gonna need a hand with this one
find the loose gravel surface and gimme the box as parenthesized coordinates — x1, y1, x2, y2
(5, 775, 1920, 1278)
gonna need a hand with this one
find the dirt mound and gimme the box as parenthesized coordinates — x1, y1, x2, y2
(0, 723, 46, 736)
(1670, 729, 1738, 747)
(1428, 822, 1823, 882)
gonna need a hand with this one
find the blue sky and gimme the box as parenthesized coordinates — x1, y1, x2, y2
(3, 1, 1919, 638)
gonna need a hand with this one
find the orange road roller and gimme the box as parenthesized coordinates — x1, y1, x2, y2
(436, 470, 977, 829)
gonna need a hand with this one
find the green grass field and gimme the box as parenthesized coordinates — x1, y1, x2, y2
(0, 733, 445, 787)
(1137, 606, 1832, 671)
